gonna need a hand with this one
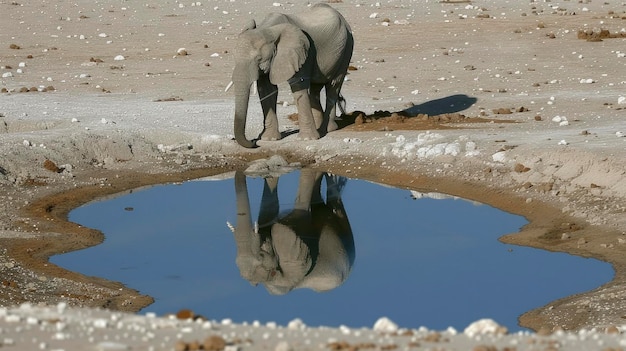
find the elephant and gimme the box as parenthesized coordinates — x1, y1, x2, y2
(230, 3, 354, 148)
(227, 169, 355, 294)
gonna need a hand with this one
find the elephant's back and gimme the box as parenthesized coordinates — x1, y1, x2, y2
(292, 4, 351, 39)
(292, 4, 352, 79)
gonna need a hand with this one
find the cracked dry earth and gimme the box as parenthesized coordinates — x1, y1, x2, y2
(0, 0, 626, 340)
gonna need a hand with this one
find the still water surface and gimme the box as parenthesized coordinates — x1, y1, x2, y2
(51, 170, 613, 331)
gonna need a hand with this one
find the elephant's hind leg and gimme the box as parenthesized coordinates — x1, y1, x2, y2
(324, 82, 344, 133)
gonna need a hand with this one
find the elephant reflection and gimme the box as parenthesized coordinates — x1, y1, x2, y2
(227, 169, 355, 295)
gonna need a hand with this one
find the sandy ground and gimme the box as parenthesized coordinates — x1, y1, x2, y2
(1, 0, 626, 349)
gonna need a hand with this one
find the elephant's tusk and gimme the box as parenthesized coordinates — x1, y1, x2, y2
(226, 221, 235, 233)
(252, 81, 258, 96)
(254, 221, 259, 234)
(224, 81, 233, 92)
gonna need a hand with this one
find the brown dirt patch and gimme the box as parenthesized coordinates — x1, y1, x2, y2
(288, 110, 517, 132)
(577, 29, 626, 41)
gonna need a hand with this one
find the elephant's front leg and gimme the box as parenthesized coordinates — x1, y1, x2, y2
(295, 169, 323, 211)
(309, 84, 324, 131)
(292, 89, 320, 140)
(257, 75, 281, 141)
(290, 84, 320, 141)
(258, 177, 279, 228)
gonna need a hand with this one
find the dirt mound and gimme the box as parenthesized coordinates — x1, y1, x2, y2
(577, 29, 626, 41)
(288, 110, 515, 132)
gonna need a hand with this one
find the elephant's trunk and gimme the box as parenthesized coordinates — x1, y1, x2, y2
(234, 171, 258, 249)
(234, 90, 256, 148)
(233, 171, 261, 278)
(233, 65, 257, 148)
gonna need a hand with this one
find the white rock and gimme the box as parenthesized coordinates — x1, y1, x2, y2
(492, 151, 507, 163)
(5, 315, 21, 323)
(57, 301, 68, 313)
(113, 55, 125, 61)
(616, 131, 625, 137)
(373, 317, 398, 333)
(23, 140, 32, 147)
(559, 120, 569, 126)
(1, 72, 13, 78)
(287, 318, 306, 330)
(343, 137, 362, 144)
(579, 78, 594, 84)
(274, 341, 292, 351)
(93, 318, 108, 328)
(464, 318, 507, 337)
(98, 33, 108, 38)
(369, 12, 379, 19)
(444, 142, 460, 156)
(618, 96, 626, 105)
(18, 62, 26, 67)
(53, 332, 69, 340)
(551, 116, 565, 123)
(558, 139, 569, 145)
(95, 341, 130, 350)
(101, 118, 108, 124)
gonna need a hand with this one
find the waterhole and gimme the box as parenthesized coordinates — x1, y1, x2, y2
(51, 169, 612, 331)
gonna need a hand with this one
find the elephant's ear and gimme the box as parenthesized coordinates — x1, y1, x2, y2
(269, 24, 310, 85)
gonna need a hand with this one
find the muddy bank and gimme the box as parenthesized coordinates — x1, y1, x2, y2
(1, 134, 624, 332)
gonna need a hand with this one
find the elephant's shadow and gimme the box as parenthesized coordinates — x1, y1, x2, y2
(335, 94, 478, 129)
(229, 169, 355, 295)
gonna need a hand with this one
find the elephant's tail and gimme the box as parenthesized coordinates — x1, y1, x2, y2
(338, 93, 347, 116)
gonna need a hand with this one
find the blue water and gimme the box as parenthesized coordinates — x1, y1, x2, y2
(51, 170, 613, 331)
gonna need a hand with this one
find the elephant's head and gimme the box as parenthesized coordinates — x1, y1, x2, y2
(232, 22, 310, 148)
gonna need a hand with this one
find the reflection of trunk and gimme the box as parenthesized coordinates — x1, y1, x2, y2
(233, 65, 257, 148)
(233, 171, 260, 270)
